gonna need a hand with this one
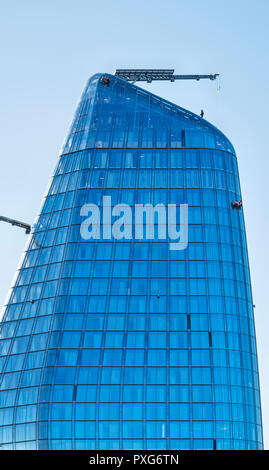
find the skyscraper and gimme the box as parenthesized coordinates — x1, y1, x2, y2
(0, 73, 263, 450)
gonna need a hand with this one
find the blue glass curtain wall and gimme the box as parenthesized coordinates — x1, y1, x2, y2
(0, 73, 263, 450)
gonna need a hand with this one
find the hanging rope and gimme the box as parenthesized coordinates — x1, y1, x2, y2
(217, 74, 221, 93)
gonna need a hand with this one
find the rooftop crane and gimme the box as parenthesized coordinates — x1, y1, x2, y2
(114, 68, 219, 83)
(0, 215, 31, 234)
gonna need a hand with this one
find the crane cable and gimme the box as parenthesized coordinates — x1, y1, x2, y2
(217, 74, 221, 93)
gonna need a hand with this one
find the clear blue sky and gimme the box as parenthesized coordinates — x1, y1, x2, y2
(0, 0, 268, 447)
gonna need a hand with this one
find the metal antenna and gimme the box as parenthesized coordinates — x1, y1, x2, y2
(114, 69, 219, 83)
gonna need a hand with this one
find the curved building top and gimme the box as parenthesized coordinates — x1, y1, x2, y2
(61, 72, 235, 156)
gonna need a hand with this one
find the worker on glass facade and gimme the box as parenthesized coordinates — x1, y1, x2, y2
(231, 200, 242, 209)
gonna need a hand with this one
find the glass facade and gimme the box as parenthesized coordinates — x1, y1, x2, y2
(0, 73, 263, 450)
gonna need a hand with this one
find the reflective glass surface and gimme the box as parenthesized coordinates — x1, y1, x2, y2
(0, 74, 263, 450)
